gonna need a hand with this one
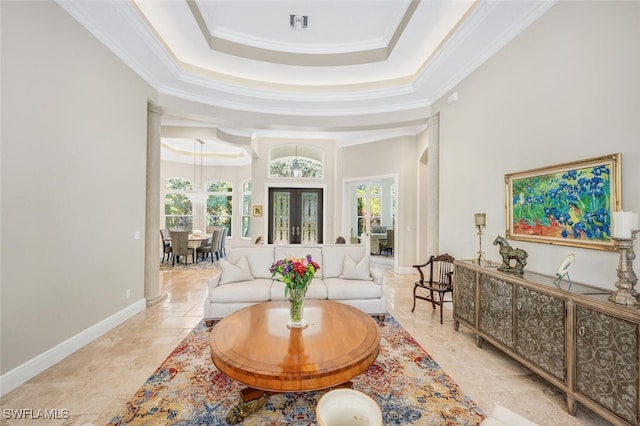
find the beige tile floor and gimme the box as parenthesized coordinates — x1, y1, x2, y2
(0, 256, 612, 425)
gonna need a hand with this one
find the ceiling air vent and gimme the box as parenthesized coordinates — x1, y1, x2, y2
(290, 15, 308, 30)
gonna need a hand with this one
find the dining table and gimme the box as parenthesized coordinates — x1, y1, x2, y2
(163, 233, 212, 251)
(186, 233, 211, 249)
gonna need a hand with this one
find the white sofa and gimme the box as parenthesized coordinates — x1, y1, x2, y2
(204, 244, 386, 325)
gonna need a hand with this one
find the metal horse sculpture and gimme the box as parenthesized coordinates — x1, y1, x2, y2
(493, 235, 528, 275)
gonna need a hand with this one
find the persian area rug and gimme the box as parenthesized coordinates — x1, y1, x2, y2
(108, 317, 486, 425)
(160, 259, 220, 271)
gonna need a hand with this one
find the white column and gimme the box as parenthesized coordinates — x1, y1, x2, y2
(426, 113, 440, 257)
(144, 101, 165, 306)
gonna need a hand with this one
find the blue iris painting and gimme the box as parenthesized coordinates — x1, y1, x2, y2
(512, 164, 611, 242)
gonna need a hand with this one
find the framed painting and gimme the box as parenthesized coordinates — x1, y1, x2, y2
(505, 153, 621, 251)
(252, 205, 263, 217)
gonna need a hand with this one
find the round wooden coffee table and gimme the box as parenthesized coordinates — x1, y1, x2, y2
(210, 300, 381, 423)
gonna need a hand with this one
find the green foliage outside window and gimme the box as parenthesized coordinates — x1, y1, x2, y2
(165, 178, 194, 230)
(356, 184, 382, 235)
(270, 158, 322, 178)
(166, 177, 192, 191)
(242, 193, 251, 238)
(207, 181, 232, 192)
(206, 181, 233, 237)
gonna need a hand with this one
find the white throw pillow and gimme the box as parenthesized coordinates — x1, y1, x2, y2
(219, 256, 254, 285)
(339, 255, 371, 280)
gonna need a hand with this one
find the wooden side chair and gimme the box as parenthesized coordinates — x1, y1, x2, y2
(411, 253, 455, 324)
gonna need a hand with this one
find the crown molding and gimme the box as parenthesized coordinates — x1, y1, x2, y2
(58, 0, 557, 125)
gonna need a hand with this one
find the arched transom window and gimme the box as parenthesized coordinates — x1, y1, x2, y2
(269, 144, 323, 178)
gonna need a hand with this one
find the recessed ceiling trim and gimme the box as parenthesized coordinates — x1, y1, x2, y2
(158, 86, 432, 118)
(60, 0, 556, 130)
(161, 142, 245, 159)
(186, 0, 419, 66)
(176, 68, 417, 100)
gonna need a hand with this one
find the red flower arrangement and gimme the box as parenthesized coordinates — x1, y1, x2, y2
(270, 255, 320, 297)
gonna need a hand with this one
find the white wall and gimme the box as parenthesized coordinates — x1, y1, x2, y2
(337, 136, 418, 271)
(1, 1, 154, 380)
(433, 1, 640, 289)
(250, 137, 338, 244)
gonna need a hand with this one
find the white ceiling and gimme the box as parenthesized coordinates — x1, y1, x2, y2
(58, 0, 556, 165)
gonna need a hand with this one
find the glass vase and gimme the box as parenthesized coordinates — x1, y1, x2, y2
(287, 287, 308, 329)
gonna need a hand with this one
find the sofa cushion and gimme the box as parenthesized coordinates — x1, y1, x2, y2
(219, 256, 254, 284)
(322, 245, 367, 278)
(324, 278, 383, 300)
(209, 279, 273, 303)
(270, 278, 328, 301)
(340, 255, 372, 280)
(227, 246, 274, 279)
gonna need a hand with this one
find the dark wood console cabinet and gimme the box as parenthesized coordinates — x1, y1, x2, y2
(453, 260, 640, 426)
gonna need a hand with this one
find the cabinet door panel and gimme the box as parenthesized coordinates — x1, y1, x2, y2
(575, 305, 639, 425)
(515, 286, 566, 381)
(454, 264, 476, 326)
(479, 273, 513, 348)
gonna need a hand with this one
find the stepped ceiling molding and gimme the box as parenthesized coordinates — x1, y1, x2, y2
(58, 0, 556, 164)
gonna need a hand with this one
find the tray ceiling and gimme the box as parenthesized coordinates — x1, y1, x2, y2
(58, 0, 556, 163)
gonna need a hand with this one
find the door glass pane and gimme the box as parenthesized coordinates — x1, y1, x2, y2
(301, 191, 319, 244)
(273, 191, 291, 244)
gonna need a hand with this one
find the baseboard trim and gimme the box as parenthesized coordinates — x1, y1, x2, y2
(0, 299, 146, 397)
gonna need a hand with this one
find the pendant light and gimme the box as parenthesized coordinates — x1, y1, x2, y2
(186, 139, 207, 204)
(292, 145, 302, 178)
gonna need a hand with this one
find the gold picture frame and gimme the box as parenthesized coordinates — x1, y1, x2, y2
(505, 153, 622, 251)
(252, 205, 263, 217)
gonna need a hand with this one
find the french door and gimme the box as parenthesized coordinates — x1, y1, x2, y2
(268, 188, 323, 244)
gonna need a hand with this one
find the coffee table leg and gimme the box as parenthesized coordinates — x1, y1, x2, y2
(226, 387, 271, 424)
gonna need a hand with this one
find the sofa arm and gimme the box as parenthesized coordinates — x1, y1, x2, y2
(207, 272, 222, 294)
(370, 270, 383, 285)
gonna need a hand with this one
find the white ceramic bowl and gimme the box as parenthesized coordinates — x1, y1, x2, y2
(316, 389, 382, 426)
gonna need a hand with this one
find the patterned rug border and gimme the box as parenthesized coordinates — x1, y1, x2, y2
(109, 316, 486, 425)
(160, 259, 220, 271)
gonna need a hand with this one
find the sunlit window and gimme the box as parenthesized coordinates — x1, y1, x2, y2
(206, 181, 233, 237)
(164, 177, 193, 230)
(356, 184, 382, 235)
(269, 145, 323, 178)
(241, 180, 251, 238)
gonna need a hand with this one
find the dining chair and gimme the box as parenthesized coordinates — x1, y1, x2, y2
(218, 227, 228, 258)
(379, 229, 394, 256)
(197, 227, 221, 262)
(370, 235, 380, 255)
(169, 230, 194, 266)
(411, 253, 455, 324)
(160, 229, 172, 263)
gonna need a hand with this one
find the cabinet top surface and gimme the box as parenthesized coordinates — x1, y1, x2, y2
(455, 259, 611, 296)
(455, 260, 640, 318)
